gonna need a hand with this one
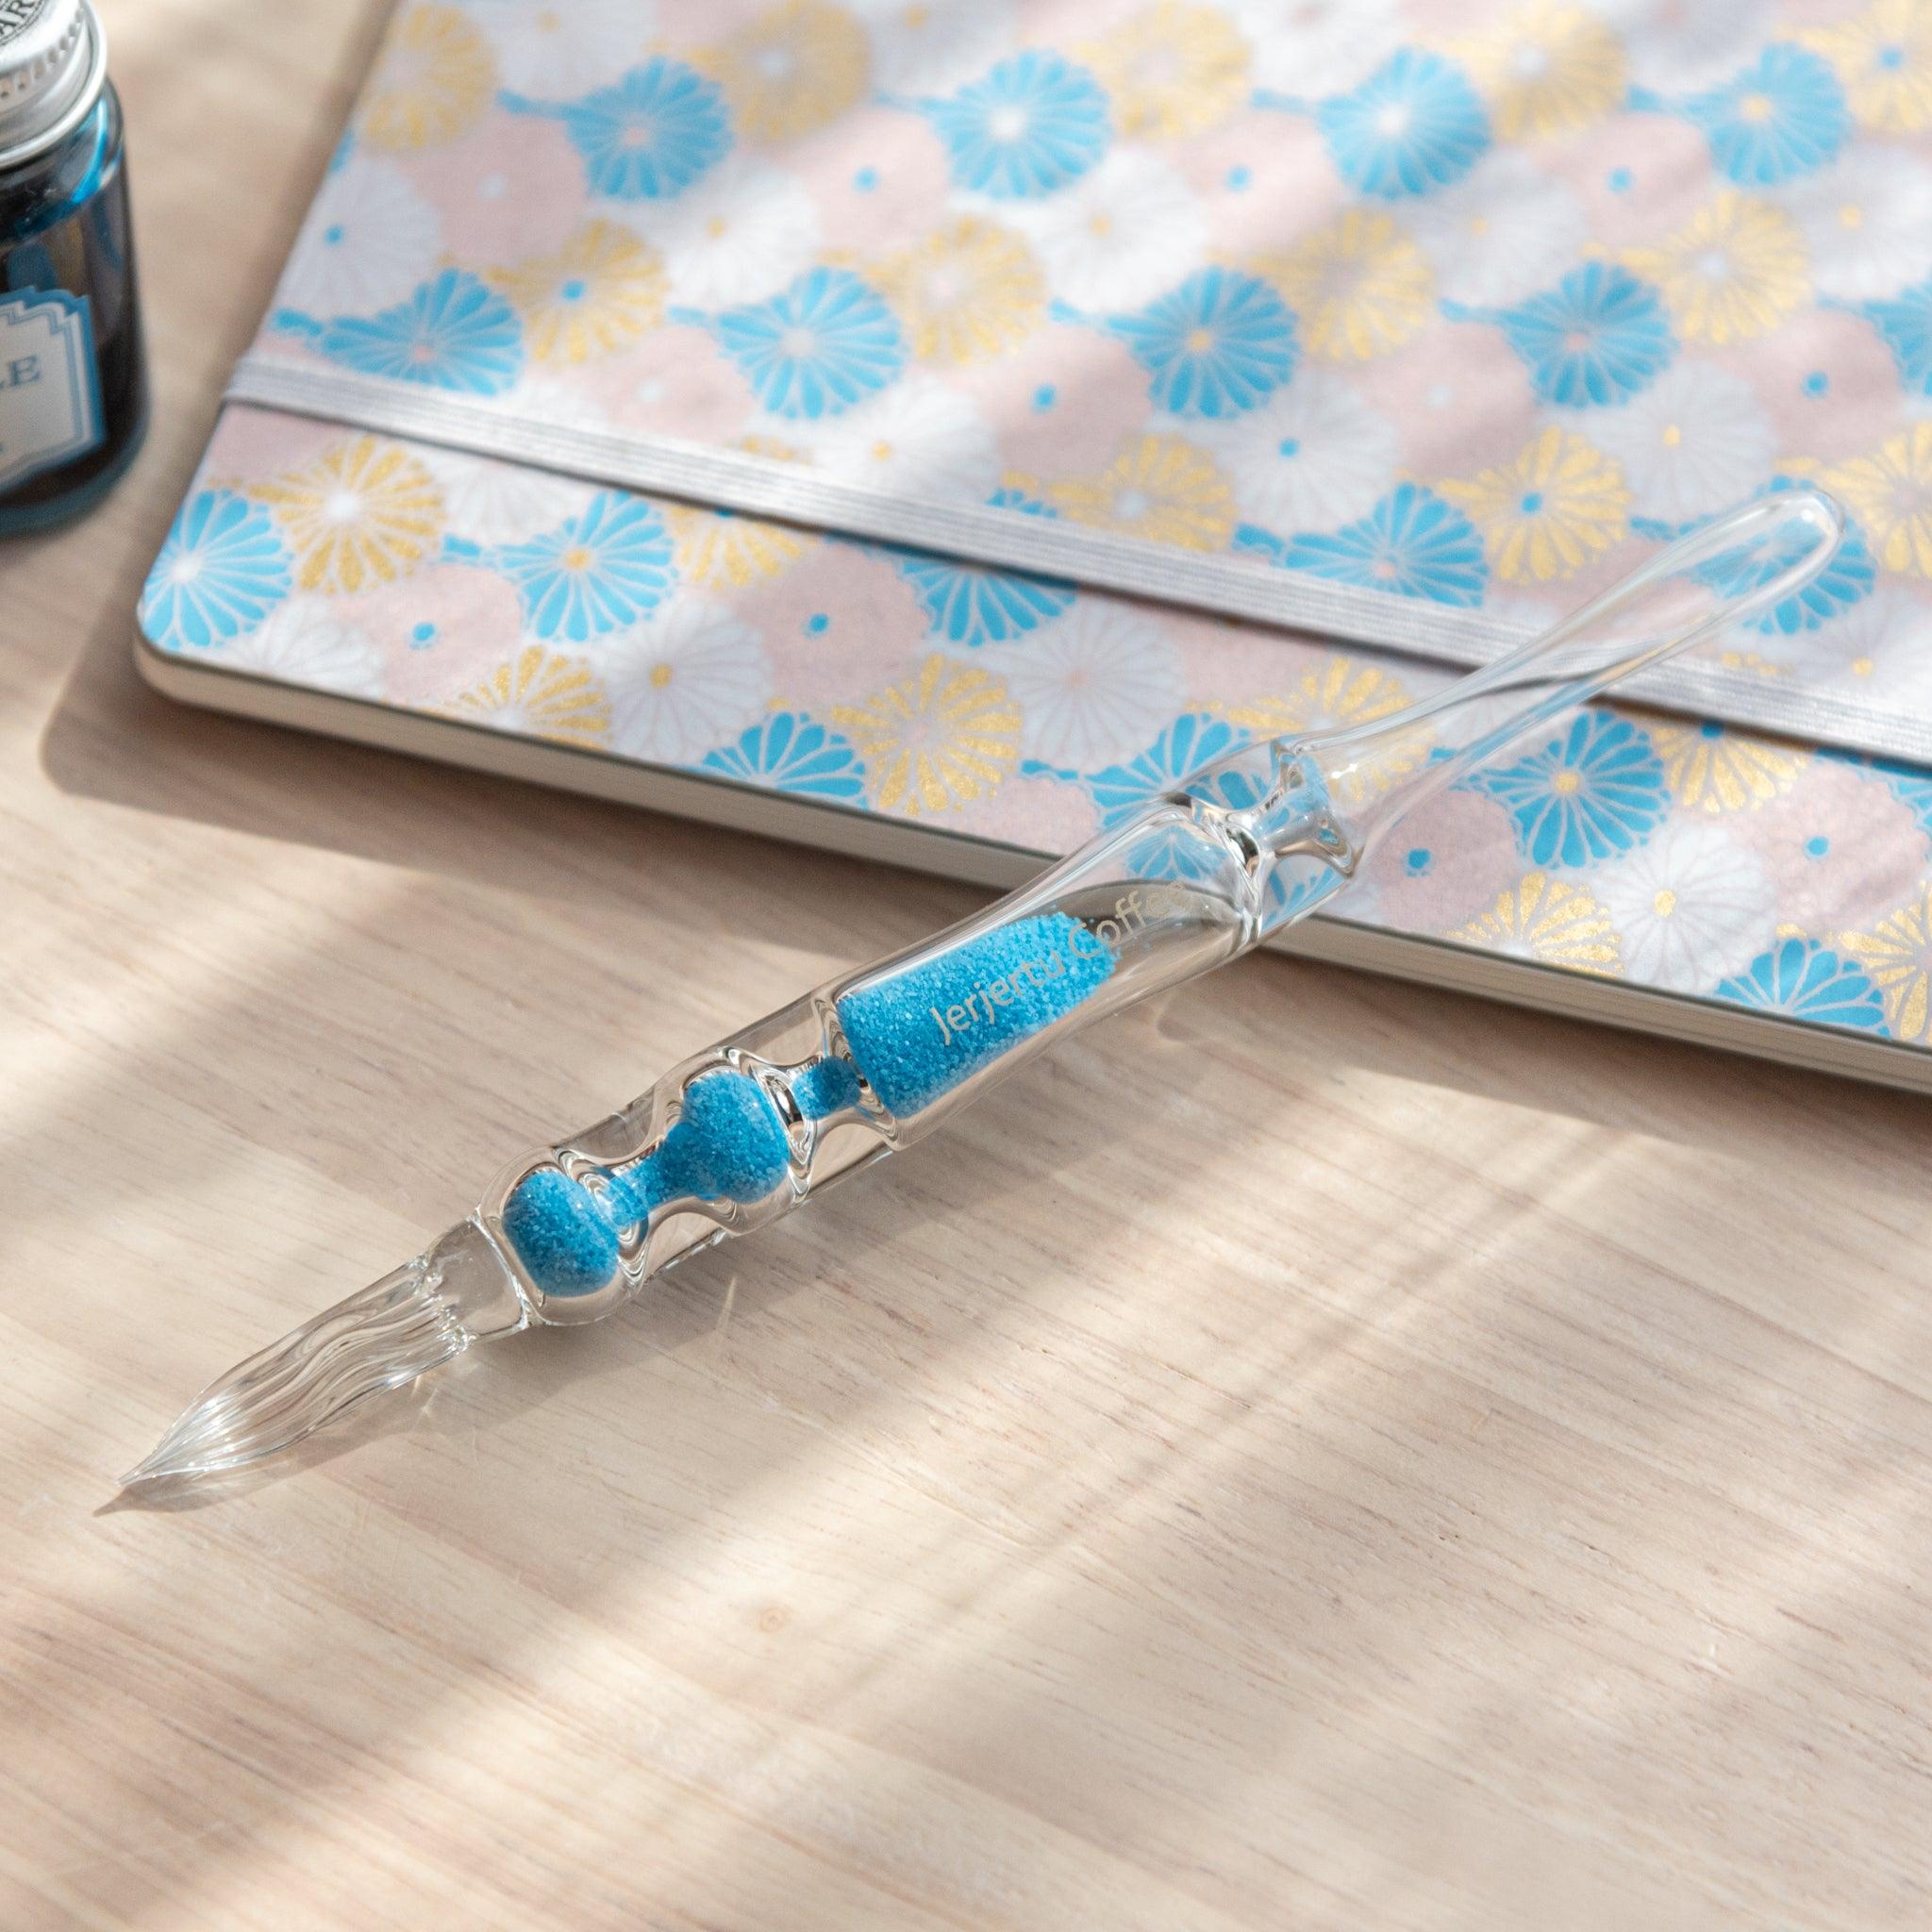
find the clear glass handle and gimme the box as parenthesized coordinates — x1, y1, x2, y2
(482, 489, 1843, 1327)
(1304, 486, 1844, 864)
(481, 779, 1346, 1325)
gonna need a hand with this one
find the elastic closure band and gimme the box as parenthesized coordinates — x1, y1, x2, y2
(223, 353, 1932, 766)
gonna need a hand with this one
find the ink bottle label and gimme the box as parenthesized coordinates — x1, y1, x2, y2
(0, 0, 146, 534)
(0, 287, 101, 488)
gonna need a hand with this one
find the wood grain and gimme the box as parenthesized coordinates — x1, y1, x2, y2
(4, 4, 1931, 1925)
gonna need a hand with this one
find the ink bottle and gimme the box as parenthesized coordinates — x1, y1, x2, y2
(0, 0, 146, 534)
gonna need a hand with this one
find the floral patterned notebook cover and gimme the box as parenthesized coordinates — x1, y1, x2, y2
(142, 404, 1932, 1066)
(136, 0, 1932, 1071)
(214, 0, 1932, 761)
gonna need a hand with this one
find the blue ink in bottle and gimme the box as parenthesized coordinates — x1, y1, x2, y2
(0, 0, 147, 534)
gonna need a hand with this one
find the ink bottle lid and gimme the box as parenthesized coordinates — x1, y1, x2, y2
(0, 0, 148, 535)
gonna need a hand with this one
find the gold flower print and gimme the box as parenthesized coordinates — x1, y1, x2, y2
(487, 221, 668, 366)
(664, 504, 814, 590)
(868, 217, 1047, 366)
(1821, 425, 1932, 577)
(832, 654, 1022, 815)
(1221, 658, 1420, 807)
(695, 0, 871, 144)
(358, 3, 496, 153)
(1840, 887, 1932, 1041)
(1079, 2, 1251, 142)
(1437, 427, 1632, 584)
(1800, 0, 1932, 135)
(444, 646, 611, 748)
(1452, 873, 1622, 974)
(1647, 720, 1807, 814)
(1025, 434, 1238, 552)
(1459, 2, 1626, 142)
(1253, 210, 1434, 362)
(1621, 192, 1809, 347)
(253, 436, 445, 596)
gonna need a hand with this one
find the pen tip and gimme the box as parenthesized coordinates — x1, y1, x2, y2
(122, 1255, 470, 1487)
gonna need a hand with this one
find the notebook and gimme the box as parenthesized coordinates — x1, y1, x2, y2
(135, 0, 1932, 1091)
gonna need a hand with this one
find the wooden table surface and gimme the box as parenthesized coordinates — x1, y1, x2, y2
(6, 4, 1932, 1926)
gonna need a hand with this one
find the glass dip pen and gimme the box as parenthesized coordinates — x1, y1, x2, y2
(125, 488, 1842, 1487)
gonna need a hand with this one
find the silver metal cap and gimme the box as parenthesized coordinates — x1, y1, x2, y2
(0, 0, 105, 170)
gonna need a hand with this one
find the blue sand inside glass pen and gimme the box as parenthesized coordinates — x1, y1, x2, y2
(833, 909, 1114, 1117)
(502, 913, 1115, 1296)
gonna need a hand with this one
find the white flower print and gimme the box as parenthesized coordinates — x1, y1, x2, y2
(221, 597, 387, 698)
(281, 154, 442, 318)
(423, 444, 593, 547)
(465, 0, 653, 100)
(1187, 369, 1398, 536)
(1578, 362, 1775, 526)
(1757, 582, 1932, 699)
(1224, 0, 1398, 100)
(604, 598, 771, 763)
(1593, 818, 1776, 991)
(855, 0, 1016, 94)
(805, 376, 1002, 504)
(1778, 148, 1932, 303)
(997, 147, 1208, 313)
(506, 373, 617, 435)
(1608, 0, 1771, 95)
(1405, 152, 1590, 310)
(994, 603, 1186, 771)
(631, 157, 821, 310)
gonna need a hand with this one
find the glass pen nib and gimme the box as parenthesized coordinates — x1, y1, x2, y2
(120, 1259, 462, 1486)
(121, 1224, 526, 1487)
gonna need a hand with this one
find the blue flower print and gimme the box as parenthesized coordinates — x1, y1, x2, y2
(1252, 484, 1488, 608)
(496, 492, 676, 642)
(890, 548, 1076, 646)
(701, 711, 867, 802)
(141, 489, 291, 651)
(1317, 49, 1489, 200)
(285, 269, 525, 395)
(1089, 268, 1298, 420)
(1680, 44, 1848, 187)
(1086, 712, 1265, 880)
(1263, 859, 1342, 930)
(1712, 939, 1887, 1032)
(919, 52, 1110, 200)
(698, 267, 906, 419)
(1849, 275, 1932, 394)
(509, 59, 732, 201)
(1472, 711, 1669, 867)
(866, 491, 1073, 647)
(1475, 264, 1674, 409)
(1088, 711, 1257, 826)
(1695, 480, 1874, 634)
(1754, 520, 1874, 633)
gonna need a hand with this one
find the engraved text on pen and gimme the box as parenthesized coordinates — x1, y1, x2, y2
(929, 887, 1189, 1048)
